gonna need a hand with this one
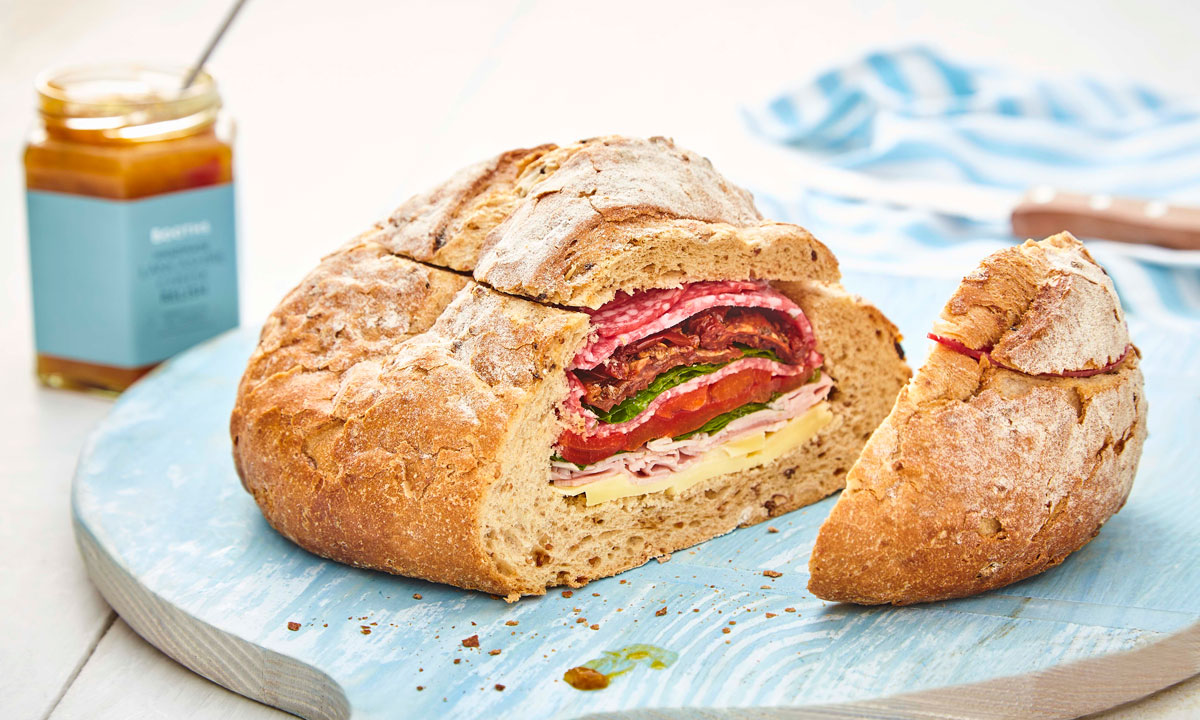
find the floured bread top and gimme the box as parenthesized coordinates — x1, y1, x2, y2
(378, 135, 838, 307)
(930, 233, 1130, 375)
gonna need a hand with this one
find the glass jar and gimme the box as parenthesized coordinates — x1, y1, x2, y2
(25, 63, 239, 393)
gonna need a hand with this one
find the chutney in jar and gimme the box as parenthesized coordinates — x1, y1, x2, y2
(25, 64, 239, 393)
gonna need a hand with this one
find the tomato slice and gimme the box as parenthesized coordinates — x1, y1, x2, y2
(557, 368, 806, 466)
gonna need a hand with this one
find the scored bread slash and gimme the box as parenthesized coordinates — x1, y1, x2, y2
(808, 233, 1146, 606)
(230, 135, 910, 601)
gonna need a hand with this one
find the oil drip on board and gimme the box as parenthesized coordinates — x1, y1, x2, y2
(563, 644, 678, 691)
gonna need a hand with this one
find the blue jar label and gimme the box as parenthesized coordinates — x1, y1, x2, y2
(27, 185, 239, 368)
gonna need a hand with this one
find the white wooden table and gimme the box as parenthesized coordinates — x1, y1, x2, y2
(1, 1, 1197, 717)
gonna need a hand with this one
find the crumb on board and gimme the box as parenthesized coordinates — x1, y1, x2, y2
(763, 570, 783, 578)
(760, 585, 772, 590)
(656, 554, 671, 563)
(489, 649, 502, 656)
(505, 620, 519, 626)
(562, 590, 574, 598)
(722, 627, 731, 634)
(728, 620, 736, 626)
(766, 613, 777, 618)
(417, 686, 424, 691)
(785, 607, 796, 613)
(462, 635, 480, 648)
(495, 684, 506, 692)
(590, 624, 599, 630)
(287, 621, 301, 631)
(576, 617, 587, 624)
(413, 593, 422, 600)
(454, 658, 462, 665)
(359, 626, 371, 635)
(767, 526, 779, 533)
(655, 607, 668, 617)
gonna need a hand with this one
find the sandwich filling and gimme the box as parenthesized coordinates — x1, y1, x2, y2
(552, 281, 832, 504)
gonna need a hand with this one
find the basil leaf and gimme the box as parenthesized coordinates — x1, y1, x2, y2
(584, 362, 726, 423)
(550, 454, 590, 471)
(672, 398, 776, 441)
(735, 345, 782, 361)
(584, 347, 784, 425)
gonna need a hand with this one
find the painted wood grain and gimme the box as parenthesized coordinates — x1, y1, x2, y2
(1090, 674, 1200, 719)
(69, 270, 1200, 719)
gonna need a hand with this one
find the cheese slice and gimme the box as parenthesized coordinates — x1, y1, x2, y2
(552, 402, 834, 506)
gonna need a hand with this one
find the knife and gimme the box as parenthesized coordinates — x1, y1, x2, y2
(727, 139, 1200, 266)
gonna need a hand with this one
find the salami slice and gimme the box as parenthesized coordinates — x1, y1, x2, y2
(574, 281, 816, 370)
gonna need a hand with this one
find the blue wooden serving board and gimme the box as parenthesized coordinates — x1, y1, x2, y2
(72, 270, 1200, 720)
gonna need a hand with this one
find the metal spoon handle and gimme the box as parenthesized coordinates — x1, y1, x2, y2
(182, 0, 250, 89)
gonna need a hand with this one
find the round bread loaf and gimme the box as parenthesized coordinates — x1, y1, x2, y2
(807, 233, 1147, 605)
(231, 136, 910, 599)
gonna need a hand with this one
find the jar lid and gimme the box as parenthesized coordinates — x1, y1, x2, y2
(36, 63, 221, 142)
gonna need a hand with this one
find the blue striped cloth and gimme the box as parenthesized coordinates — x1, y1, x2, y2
(742, 47, 1200, 326)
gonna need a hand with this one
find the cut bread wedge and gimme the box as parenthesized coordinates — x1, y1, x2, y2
(807, 233, 1147, 605)
(231, 136, 910, 599)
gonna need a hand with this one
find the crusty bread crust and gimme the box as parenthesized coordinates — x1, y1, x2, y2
(381, 136, 838, 306)
(232, 136, 910, 598)
(808, 233, 1147, 605)
(235, 277, 592, 597)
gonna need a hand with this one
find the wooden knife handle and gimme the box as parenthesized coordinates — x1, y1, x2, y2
(1011, 188, 1200, 251)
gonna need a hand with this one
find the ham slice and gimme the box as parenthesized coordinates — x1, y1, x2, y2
(552, 374, 834, 488)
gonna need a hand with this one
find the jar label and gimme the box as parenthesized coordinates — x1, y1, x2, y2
(26, 185, 239, 368)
